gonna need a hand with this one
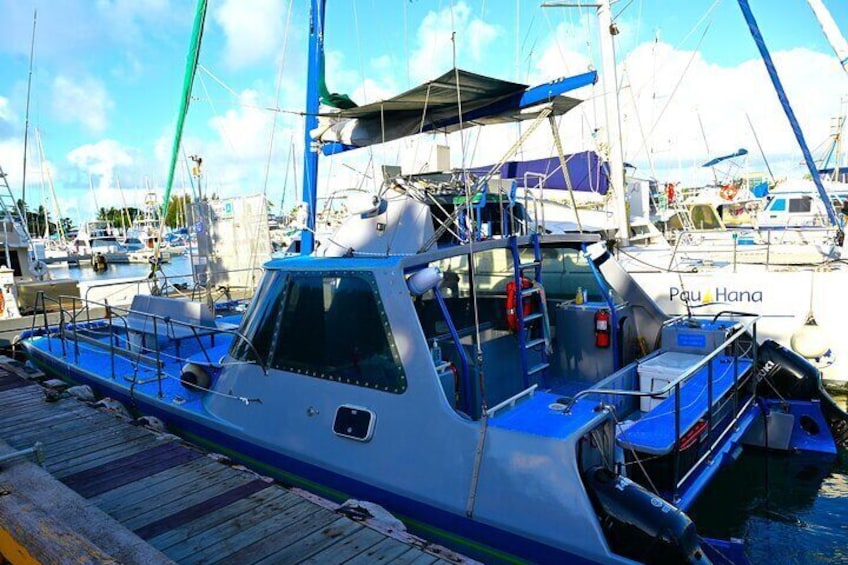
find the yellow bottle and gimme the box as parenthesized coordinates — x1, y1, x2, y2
(575, 286, 584, 305)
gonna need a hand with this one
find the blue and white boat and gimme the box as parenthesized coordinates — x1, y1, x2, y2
(21, 1, 848, 563)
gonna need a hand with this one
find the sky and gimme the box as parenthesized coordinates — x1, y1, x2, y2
(0, 0, 847, 226)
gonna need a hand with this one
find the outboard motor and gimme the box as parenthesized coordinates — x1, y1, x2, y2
(757, 340, 848, 446)
(585, 466, 711, 564)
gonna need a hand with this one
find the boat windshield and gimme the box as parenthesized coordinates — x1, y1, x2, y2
(231, 269, 406, 393)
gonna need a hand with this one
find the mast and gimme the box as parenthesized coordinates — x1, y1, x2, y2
(301, 0, 325, 256)
(21, 10, 37, 206)
(541, 1, 629, 244)
(806, 0, 848, 75)
(737, 0, 841, 230)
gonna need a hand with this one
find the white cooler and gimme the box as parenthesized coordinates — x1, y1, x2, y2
(637, 352, 702, 412)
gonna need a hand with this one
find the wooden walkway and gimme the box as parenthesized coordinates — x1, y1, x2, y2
(0, 360, 473, 565)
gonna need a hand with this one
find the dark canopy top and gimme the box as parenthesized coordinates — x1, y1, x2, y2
(317, 68, 591, 150)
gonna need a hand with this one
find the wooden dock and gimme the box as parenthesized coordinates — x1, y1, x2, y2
(0, 359, 474, 565)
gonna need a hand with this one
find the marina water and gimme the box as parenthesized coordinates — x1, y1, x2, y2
(691, 392, 848, 564)
(48, 257, 848, 563)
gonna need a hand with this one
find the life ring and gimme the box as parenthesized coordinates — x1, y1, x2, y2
(29, 260, 47, 279)
(506, 276, 535, 332)
(719, 184, 738, 201)
(665, 183, 675, 203)
(0, 291, 5, 316)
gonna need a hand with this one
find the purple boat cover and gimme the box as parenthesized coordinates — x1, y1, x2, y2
(470, 151, 609, 195)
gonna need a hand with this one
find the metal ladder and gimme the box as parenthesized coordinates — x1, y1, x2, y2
(509, 233, 550, 388)
(0, 165, 30, 243)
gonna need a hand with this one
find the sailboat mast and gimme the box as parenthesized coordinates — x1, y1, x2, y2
(596, 1, 629, 245)
(806, 0, 848, 75)
(737, 0, 841, 230)
(21, 10, 37, 206)
(301, 0, 325, 256)
(541, 1, 629, 244)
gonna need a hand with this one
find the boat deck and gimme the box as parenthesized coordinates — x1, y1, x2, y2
(0, 359, 472, 564)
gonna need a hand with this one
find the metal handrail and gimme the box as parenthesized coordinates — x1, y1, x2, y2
(566, 315, 759, 409)
(31, 292, 267, 375)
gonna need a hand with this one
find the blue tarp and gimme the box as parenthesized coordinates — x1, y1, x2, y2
(751, 181, 769, 198)
(469, 151, 609, 195)
(701, 148, 748, 168)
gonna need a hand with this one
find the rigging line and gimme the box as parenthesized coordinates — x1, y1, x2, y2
(196, 74, 238, 158)
(448, 0, 488, 424)
(262, 0, 295, 201)
(622, 65, 657, 180)
(627, 0, 721, 102)
(351, 0, 379, 195)
(406, 84, 434, 183)
(746, 113, 776, 184)
(633, 20, 713, 164)
(612, 0, 636, 22)
(21, 10, 37, 207)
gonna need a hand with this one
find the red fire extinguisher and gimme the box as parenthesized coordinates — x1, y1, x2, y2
(595, 308, 611, 348)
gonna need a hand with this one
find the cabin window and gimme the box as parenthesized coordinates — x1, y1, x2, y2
(788, 197, 811, 213)
(769, 198, 786, 212)
(231, 271, 288, 364)
(270, 273, 406, 393)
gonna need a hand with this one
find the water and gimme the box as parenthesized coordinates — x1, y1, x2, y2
(691, 391, 848, 564)
(49, 253, 193, 283)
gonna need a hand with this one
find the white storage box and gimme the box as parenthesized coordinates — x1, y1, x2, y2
(637, 352, 702, 412)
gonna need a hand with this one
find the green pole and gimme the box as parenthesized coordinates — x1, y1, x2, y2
(161, 0, 207, 222)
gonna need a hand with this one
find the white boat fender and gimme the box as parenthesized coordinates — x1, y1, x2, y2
(406, 267, 443, 296)
(790, 317, 830, 360)
(180, 362, 213, 391)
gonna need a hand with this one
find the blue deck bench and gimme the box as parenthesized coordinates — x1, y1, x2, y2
(616, 356, 753, 456)
(124, 295, 235, 355)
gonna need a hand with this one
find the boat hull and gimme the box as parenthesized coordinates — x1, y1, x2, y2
(22, 344, 608, 565)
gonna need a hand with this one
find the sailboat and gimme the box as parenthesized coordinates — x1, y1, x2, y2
(20, 1, 848, 563)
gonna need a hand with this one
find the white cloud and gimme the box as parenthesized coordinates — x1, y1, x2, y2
(214, 0, 286, 70)
(409, 2, 500, 83)
(67, 139, 134, 187)
(0, 97, 14, 124)
(51, 75, 114, 134)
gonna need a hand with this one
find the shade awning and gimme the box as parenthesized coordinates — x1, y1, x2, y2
(314, 68, 595, 151)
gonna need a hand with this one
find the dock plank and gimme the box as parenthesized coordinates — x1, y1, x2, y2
(48, 433, 163, 477)
(148, 487, 291, 550)
(132, 479, 273, 539)
(61, 441, 204, 497)
(344, 537, 420, 565)
(162, 491, 329, 563)
(297, 523, 386, 564)
(118, 468, 261, 528)
(252, 516, 364, 565)
(92, 456, 227, 508)
(0, 364, 472, 565)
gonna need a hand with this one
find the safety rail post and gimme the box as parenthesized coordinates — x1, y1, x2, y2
(673, 380, 681, 503)
(152, 316, 163, 398)
(70, 297, 80, 362)
(732, 334, 739, 420)
(707, 356, 714, 461)
(106, 299, 116, 380)
(766, 230, 771, 271)
(188, 325, 213, 364)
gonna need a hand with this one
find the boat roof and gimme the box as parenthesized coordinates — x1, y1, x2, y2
(264, 233, 601, 273)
